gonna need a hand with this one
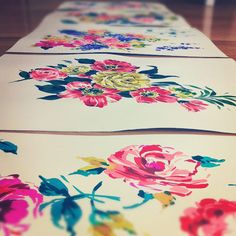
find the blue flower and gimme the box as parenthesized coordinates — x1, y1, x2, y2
(80, 44, 109, 51)
(60, 30, 86, 37)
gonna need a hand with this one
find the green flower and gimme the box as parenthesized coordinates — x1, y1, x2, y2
(61, 65, 90, 75)
(170, 87, 197, 99)
(92, 71, 151, 91)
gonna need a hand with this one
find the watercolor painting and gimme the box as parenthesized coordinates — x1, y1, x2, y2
(61, 11, 186, 27)
(16, 58, 236, 111)
(70, 144, 225, 208)
(180, 198, 236, 236)
(0, 139, 18, 155)
(0, 175, 43, 235)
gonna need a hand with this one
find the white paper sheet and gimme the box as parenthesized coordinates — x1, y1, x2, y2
(1, 132, 236, 236)
(7, 24, 226, 57)
(43, 10, 190, 28)
(0, 54, 236, 133)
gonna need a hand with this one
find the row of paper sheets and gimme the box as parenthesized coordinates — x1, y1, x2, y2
(1, 132, 236, 235)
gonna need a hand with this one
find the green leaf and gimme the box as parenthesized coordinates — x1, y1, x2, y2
(92, 181, 103, 193)
(39, 175, 69, 197)
(36, 85, 65, 94)
(76, 58, 96, 64)
(0, 140, 18, 155)
(61, 19, 77, 24)
(149, 74, 178, 79)
(192, 155, 225, 168)
(217, 99, 236, 106)
(69, 167, 106, 176)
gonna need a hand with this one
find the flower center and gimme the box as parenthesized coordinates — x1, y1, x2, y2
(141, 91, 157, 98)
(105, 65, 118, 70)
(145, 161, 165, 172)
(82, 88, 103, 96)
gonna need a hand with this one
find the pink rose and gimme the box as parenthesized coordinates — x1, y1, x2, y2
(105, 145, 208, 196)
(91, 60, 137, 72)
(130, 87, 178, 104)
(29, 68, 67, 81)
(0, 175, 43, 235)
(59, 81, 122, 108)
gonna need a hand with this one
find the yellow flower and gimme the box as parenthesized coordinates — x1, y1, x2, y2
(61, 65, 90, 75)
(154, 192, 175, 208)
(92, 72, 151, 91)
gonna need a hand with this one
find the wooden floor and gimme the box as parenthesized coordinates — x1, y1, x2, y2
(0, 0, 236, 59)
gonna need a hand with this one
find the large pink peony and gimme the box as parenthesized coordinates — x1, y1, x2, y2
(0, 175, 43, 236)
(130, 87, 178, 104)
(59, 81, 122, 108)
(105, 145, 208, 196)
(29, 68, 67, 81)
(180, 198, 236, 236)
(91, 60, 138, 72)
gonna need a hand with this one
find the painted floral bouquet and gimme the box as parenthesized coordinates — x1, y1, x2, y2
(17, 58, 236, 111)
(34, 29, 162, 51)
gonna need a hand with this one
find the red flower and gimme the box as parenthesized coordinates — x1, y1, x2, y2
(180, 198, 236, 236)
(180, 100, 208, 112)
(29, 68, 67, 81)
(130, 87, 177, 104)
(91, 60, 137, 72)
(59, 81, 122, 108)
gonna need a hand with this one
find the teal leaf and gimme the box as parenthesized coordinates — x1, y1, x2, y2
(76, 59, 96, 64)
(51, 199, 82, 236)
(192, 155, 225, 168)
(69, 167, 106, 176)
(19, 71, 31, 80)
(0, 140, 18, 155)
(139, 66, 158, 75)
(39, 175, 70, 197)
(64, 76, 91, 83)
(39, 95, 61, 100)
(61, 19, 77, 24)
(36, 85, 65, 94)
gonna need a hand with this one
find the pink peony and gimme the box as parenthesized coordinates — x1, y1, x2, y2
(0, 175, 43, 235)
(130, 87, 177, 104)
(105, 145, 208, 196)
(59, 81, 122, 108)
(180, 100, 208, 112)
(130, 17, 156, 24)
(29, 68, 67, 81)
(180, 198, 236, 236)
(91, 60, 137, 72)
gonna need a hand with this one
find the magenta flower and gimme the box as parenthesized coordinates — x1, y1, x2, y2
(59, 81, 122, 108)
(91, 60, 138, 72)
(105, 145, 208, 196)
(180, 198, 236, 236)
(130, 87, 177, 104)
(29, 68, 67, 81)
(180, 100, 208, 112)
(0, 175, 43, 236)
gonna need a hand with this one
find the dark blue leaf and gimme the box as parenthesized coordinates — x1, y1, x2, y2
(118, 91, 132, 98)
(76, 59, 96, 64)
(69, 167, 106, 176)
(51, 199, 82, 236)
(60, 30, 86, 37)
(19, 71, 31, 80)
(64, 76, 92, 83)
(0, 141, 18, 155)
(48, 80, 68, 86)
(85, 70, 97, 76)
(149, 74, 178, 79)
(152, 81, 182, 87)
(39, 95, 61, 100)
(92, 181, 103, 193)
(139, 66, 158, 75)
(39, 176, 69, 197)
(36, 85, 65, 94)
